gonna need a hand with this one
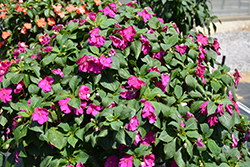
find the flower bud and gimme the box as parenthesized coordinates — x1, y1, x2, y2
(5, 144, 10, 149)
(95, 93, 100, 97)
(183, 143, 187, 149)
(0, 108, 3, 114)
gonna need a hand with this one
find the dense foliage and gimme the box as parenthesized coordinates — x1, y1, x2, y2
(137, 0, 220, 35)
(0, 0, 249, 167)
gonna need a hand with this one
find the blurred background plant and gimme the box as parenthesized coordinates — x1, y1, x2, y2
(137, 0, 220, 35)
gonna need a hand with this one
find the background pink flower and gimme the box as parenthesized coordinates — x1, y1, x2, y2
(105, 155, 119, 167)
(126, 115, 139, 131)
(32, 107, 49, 124)
(38, 76, 54, 92)
(0, 87, 12, 103)
(118, 154, 133, 167)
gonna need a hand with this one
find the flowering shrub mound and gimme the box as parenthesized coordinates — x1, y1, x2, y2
(0, 0, 250, 167)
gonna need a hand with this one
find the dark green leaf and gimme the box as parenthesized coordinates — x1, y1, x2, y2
(40, 156, 53, 167)
(185, 118, 198, 130)
(130, 40, 142, 59)
(207, 139, 221, 156)
(164, 138, 176, 159)
(185, 75, 197, 89)
(68, 98, 81, 110)
(47, 127, 67, 150)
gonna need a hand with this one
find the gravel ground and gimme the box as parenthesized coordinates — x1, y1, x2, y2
(211, 30, 250, 73)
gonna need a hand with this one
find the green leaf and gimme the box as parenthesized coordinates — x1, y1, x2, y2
(10, 73, 23, 84)
(115, 129, 126, 145)
(111, 55, 120, 70)
(134, 145, 151, 157)
(69, 76, 81, 92)
(164, 138, 176, 159)
(207, 101, 217, 116)
(218, 112, 234, 130)
(40, 156, 53, 167)
(185, 75, 197, 89)
(28, 84, 40, 94)
(163, 35, 179, 50)
(14, 125, 28, 141)
(174, 85, 183, 99)
(148, 17, 159, 29)
(68, 98, 81, 110)
(186, 131, 200, 139)
(207, 139, 221, 156)
(174, 147, 185, 167)
(68, 135, 78, 148)
(42, 54, 57, 66)
(130, 40, 142, 59)
(100, 71, 120, 92)
(58, 123, 71, 132)
(66, 22, 79, 32)
(151, 43, 161, 53)
(118, 68, 131, 79)
(111, 121, 123, 131)
(89, 46, 99, 54)
(0, 116, 8, 126)
(185, 139, 193, 157)
(100, 18, 117, 28)
(185, 118, 198, 130)
(159, 130, 174, 143)
(47, 127, 67, 150)
(102, 96, 114, 107)
(17, 112, 30, 118)
(75, 151, 89, 164)
(211, 81, 220, 93)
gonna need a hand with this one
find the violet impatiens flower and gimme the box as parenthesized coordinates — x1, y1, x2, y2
(226, 104, 233, 117)
(102, 6, 116, 18)
(142, 101, 157, 124)
(38, 76, 54, 92)
(58, 97, 71, 114)
(14, 80, 24, 94)
(134, 131, 142, 145)
(86, 103, 102, 117)
(138, 9, 151, 23)
(141, 34, 151, 55)
(180, 121, 185, 127)
(14, 151, 20, 163)
(78, 85, 90, 101)
(126, 115, 139, 131)
(175, 44, 187, 55)
(207, 114, 218, 127)
(52, 69, 64, 78)
(212, 38, 221, 55)
(100, 54, 113, 68)
(197, 138, 204, 147)
(109, 2, 118, 12)
(127, 76, 145, 89)
(32, 107, 49, 125)
(161, 73, 170, 87)
(196, 33, 209, 46)
(76, 162, 85, 167)
(232, 134, 238, 148)
(88, 27, 106, 47)
(233, 68, 242, 87)
(228, 90, 233, 102)
(140, 154, 155, 167)
(200, 101, 209, 115)
(109, 35, 123, 48)
(119, 25, 137, 42)
(216, 103, 224, 116)
(141, 131, 156, 146)
(118, 154, 133, 167)
(105, 155, 119, 167)
(43, 46, 53, 52)
(196, 63, 206, 84)
(0, 87, 12, 103)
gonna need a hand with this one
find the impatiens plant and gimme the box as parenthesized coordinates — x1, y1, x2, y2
(0, 0, 250, 167)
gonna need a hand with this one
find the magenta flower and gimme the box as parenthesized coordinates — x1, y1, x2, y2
(244, 130, 250, 141)
(14, 151, 20, 162)
(207, 114, 218, 127)
(233, 68, 242, 87)
(186, 111, 195, 120)
(118, 154, 133, 167)
(161, 73, 170, 87)
(180, 121, 185, 127)
(109, 3, 118, 12)
(197, 33, 209, 46)
(120, 89, 134, 99)
(152, 50, 165, 62)
(58, 97, 71, 114)
(175, 44, 187, 55)
(226, 104, 233, 117)
(197, 137, 204, 147)
(216, 103, 224, 116)
(0, 87, 12, 103)
(88, 27, 106, 47)
(118, 144, 129, 153)
(88, 12, 97, 21)
(158, 18, 164, 23)
(14, 80, 24, 94)
(141, 34, 151, 55)
(32, 107, 49, 125)
(141, 131, 156, 146)
(172, 23, 180, 34)
(41, 34, 51, 46)
(102, 6, 116, 18)
(38, 76, 54, 92)
(105, 155, 119, 167)
(127, 76, 145, 89)
(196, 63, 206, 84)
(228, 90, 233, 102)
(135, 131, 142, 145)
(78, 85, 90, 101)
(212, 39, 221, 55)
(126, 1, 137, 7)
(119, 25, 137, 42)
(86, 103, 102, 117)
(100, 55, 113, 68)
(142, 101, 157, 124)
(43, 46, 53, 52)
(74, 101, 87, 115)
(52, 69, 64, 78)
(198, 45, 207, 63)
(140, 154, 155, 167)
(109, 48, 116, 56)
(148, 66, 160, 74)
(138, 9, 151, 23)
(233, 101, 240, 114)
(110, 35, 123, 48)
(126, 115, 139, 131)
(232, 134, 238, 148)
(76, 162, 85, 167)
(200, 101, 209, 115)
(171, 159, 178, 167)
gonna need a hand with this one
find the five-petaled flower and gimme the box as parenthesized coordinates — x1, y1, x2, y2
(0, 87, 12, 103)
(38, 76, 54, 92)
(32, 107, 49, 125)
